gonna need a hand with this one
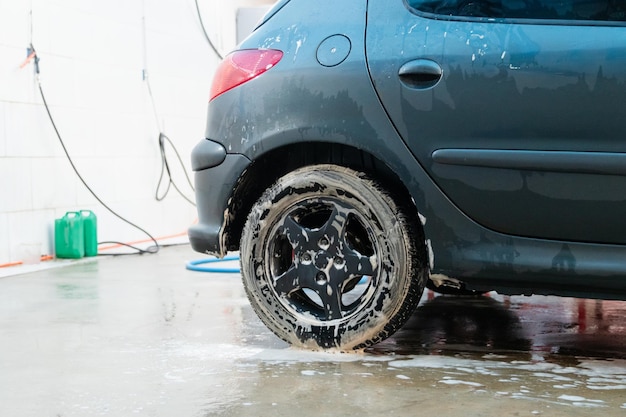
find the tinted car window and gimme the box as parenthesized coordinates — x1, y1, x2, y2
(407, 0, 626, 21)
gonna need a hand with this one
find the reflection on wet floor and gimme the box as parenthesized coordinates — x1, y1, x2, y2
(229, 291, 626, 415)
(3, 246, 626, 416)
(369, 291, 626, 361)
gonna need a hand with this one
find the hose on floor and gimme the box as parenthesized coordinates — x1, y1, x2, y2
(186, 255, 241, 273)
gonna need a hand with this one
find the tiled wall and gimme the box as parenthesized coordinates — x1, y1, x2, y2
(0, 0, 274, 265)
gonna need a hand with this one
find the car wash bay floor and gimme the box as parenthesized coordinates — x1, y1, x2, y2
(2, 244, 626, 417)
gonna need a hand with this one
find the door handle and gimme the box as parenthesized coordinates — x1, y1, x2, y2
(398, 59, 442, 89)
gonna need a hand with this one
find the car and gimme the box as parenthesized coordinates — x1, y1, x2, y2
(189, 0, 626, 350)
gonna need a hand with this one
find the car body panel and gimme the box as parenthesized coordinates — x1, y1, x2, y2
(206, 1, 377, 159)
(190, 0, 626, 299)
(188, 152, 250, 254)
(366, 0, 626, 244)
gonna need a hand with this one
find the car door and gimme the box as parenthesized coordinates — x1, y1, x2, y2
(366, 0, 626, 244)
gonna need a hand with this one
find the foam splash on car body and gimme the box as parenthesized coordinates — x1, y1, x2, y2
(429, 273, 463, 290)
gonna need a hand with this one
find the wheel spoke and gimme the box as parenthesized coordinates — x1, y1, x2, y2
(273, 266, 302, 296)
(316, 283, 344, 320)
(319, 204, 349, 245)
(274, 263, 322, 295)
(278, 215, 310, 249)
(344, 251, 376, 277)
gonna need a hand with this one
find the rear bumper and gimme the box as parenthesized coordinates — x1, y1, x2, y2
(188, 139, 250, 256)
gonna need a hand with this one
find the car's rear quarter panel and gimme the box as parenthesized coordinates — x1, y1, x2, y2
(200, 0, 626, 298)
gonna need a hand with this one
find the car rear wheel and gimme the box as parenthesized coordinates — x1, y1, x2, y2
(240, 164, 427, 350)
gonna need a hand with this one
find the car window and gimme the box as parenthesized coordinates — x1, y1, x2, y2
(407, 0, 626, 21)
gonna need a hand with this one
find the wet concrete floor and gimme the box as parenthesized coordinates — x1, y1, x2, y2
(1, 244, 626, 416)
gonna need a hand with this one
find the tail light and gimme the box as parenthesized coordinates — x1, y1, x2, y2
(209, 49, 283, 101)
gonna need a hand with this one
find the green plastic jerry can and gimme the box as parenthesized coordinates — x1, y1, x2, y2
(81, 210, 98, 257)
(55, 212, 85, 259)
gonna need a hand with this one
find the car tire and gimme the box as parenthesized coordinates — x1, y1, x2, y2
(240, 164, 427, 350)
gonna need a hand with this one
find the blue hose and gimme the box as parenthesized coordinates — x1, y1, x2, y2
(186, 255, 241, 273)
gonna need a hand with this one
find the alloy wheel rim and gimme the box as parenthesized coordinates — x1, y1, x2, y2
(264, 197, 380, 324)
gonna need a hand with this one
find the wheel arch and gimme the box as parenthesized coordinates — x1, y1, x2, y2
(223, 141, 427, 257)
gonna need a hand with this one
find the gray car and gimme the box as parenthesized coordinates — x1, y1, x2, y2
(189, 0, 626, 350)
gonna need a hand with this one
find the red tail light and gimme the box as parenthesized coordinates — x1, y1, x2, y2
(210, 49, 283, 101)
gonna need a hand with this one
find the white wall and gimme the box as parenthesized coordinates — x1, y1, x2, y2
(0, 0, 274, 265)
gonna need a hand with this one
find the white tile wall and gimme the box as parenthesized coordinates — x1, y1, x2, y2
(0, 0, 275, 266)
(31, 157, 81, 209)
(5, 102, 59, 158)
(7, 209, 55, 260)
(0, 158, 33, 212)
(0, 45, 40, 105)
(0, 102, 6, 157)
(0, 213, 8, 262)
(0, 1, 31, 49)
